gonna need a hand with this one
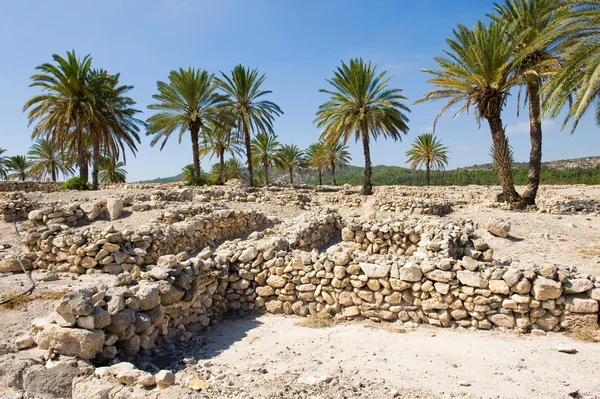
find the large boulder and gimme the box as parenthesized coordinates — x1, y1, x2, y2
(486, 217, 511, 238)
(106, 198, 123, 221)
(37, 325, 105, 359)
(0, 256, 33, 273)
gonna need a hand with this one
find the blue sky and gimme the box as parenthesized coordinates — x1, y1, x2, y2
(1, 0, 598, 182)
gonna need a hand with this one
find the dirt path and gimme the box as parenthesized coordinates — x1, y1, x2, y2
(172, 314, 600, 399)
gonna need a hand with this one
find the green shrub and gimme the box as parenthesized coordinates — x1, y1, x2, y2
(61, 177, 90, 191)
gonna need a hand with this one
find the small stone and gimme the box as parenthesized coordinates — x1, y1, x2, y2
(155, 370, 175, 388)
(556, 346, 578, 354)
(297, 371, 333, 385)
(486, 217, 511, 237)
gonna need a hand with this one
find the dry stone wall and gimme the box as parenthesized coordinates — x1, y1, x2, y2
(0, 181, 60, 193)
(29, 213, 600, 363)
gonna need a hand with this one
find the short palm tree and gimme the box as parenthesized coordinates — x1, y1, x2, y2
(405, 133, 450, 186)
(417, 21, 521, 203)
(98, 157, 127, 184)
(23, 51, 94, 182)
(542, 1, 600, 132)
(305, 142, 326, 185)
(217, 65, 283, 187)
(181, 164, 196, 186)
(224, 157, 245, 181)
(5, 155, 32, 181)
(87, 69, 143, 190)
(199, 122, 243, 185)
(27, 138, 73, 181)
(275, 144, 306, 185)
(315, 58, 410, 195)
(0, 148, 7, 180)
(491, 0, 560, 204)
(250, 132, 281, 186)
(321, 141, 351, 185)
(147, 68, 226, 185)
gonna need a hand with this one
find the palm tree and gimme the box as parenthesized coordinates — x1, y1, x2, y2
(224, 157, 245, 181)
(181, 164, 196, 186)
(305, 142, 326, 185)
(250, 132, 281, 186)
(321, 141, 351, 185)
(27, 138, 73, 181)
(23, 51, 93, 182)
(417, 21, 521, 203)
(199, 122, 243, 185)
(275, 144, 306, 185)
(0, 148, 7, 180)
(542, 1, 600, 132)
(315, 58, 410, 195)
(147, 68, 225, 185)
(405, 133, 450, 186)
(491, 0, 560, 204)
(98, 157, 127, 184)
(216, 65, 283, 187)
(5, 156, 32, 181)
(87, 70, 143, 190)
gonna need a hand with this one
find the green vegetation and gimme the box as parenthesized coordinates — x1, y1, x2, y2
(199, 122, 243, 185)
(315, 58, 410, 195)
(0, 148, 7, 179)
(98, 157, 127, 184)
(275, 144, 306, 185)
(305, 164, 600, 186)
(5, 155, 32, 181)
(27, 138, 73, 182)
(61, 177, 90, 191)
(251, 133, 281, 186)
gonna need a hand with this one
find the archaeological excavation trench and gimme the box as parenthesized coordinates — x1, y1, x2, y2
(0, 182, 599, 396)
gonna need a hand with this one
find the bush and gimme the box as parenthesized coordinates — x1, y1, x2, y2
(61, 177, 90, 191)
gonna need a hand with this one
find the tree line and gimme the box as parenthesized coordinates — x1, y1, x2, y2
(1, 0, 599, 204)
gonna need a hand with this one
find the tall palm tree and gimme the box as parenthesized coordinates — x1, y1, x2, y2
(216, 65, 283, 187)
(5, 156, 32, 181)
(87, 70, 143, 190)
(315, 58, 410, 195)
(250, 132, 281, 186)
(542, 1, 600, 132)
(27, 138, 73, 181)
(405, 133, 450, 186)
(275, 144, 306, 185)
(0, 148, 7, 180)
(199, 122, 243, 185)
(417, 21, 521, 203)
(147, 68, 225, 185)
(305, 142, 326, 185)
(98, 157, 127, 184)
(23, 51, 93, 182)
(321, 141, 351, 185)
(491, 0, 560, 204)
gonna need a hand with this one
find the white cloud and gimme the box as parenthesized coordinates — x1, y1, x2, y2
(505, 120, 555, 135)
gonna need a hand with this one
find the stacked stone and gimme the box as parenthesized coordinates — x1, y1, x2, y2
(279, 209, 342, 250)
(0, 181, 60, 193)
(34, 252, 228, 362)
(23, 209, 268, 273)
(25, 198, 125, 227)
(0, 192, 34, 221)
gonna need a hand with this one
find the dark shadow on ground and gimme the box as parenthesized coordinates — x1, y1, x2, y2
(506, 235, 524, 243)
(137, 312, 263, 373)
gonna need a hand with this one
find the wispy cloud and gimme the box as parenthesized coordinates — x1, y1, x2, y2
(505, 120, 555, 135)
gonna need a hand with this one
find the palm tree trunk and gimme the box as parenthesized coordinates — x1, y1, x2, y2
(318, 169, 322, 186)
(426, 162, 431, 186)
(289, 168, 293, 185)
(76, 116, 87, 182)
(51, 166, 57, 182)
(361, 128, 373, 195)
(486, 113, 519, 202)
(243, 122, 254, 187)
(263, 160, 269, 186)
(190, 126, 201, 185)
(218, 149, 225, 185)
(521, 81, 542, 205)
(331, 162, 336, 185)
(91, 140, 100, 190)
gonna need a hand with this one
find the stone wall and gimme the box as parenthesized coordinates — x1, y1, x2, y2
(30, 214, 600, 363)
(0, 192, 33, 221)
(0, 181, 60, 193)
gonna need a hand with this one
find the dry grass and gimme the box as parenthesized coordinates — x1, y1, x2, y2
(566, 327, 599, 343)
(0, 291, 66, 311)
(579, 245, 600, 258)
(296, 313, 335, 328)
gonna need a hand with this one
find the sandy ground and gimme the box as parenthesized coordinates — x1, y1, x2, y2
(161, 314, 600, 399)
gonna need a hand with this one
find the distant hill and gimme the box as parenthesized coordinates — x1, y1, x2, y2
(136, 156, 600, 186)
(461, 156, 600, 171)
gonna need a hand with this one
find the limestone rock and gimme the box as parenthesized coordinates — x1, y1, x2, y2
(106, 198, 123, 220)
(486, 217, 511, 238)
(37, 324, 105, 359)
(456, 270, 488, 288)
(359, 262, 390, 278)
(532, 276, 562, 300)
(155, 370, 175, 388)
